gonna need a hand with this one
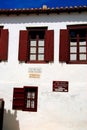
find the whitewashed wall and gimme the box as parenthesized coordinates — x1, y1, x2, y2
(0, 12, 87, 130)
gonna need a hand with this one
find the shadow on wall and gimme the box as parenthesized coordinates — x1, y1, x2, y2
(3, 109, 20, 130)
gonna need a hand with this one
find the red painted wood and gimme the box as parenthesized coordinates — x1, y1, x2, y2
(13, 88, 24, 110)
(0, 29, 9, 61)
(45, 30, 54, 62)
(59, 29, 69, 63)
(18, 30, 28, 62)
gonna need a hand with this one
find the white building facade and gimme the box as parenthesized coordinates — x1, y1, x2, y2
(0, 6, 87, 130)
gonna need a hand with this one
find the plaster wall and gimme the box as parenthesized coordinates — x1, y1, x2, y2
(0, 12, 87, 130)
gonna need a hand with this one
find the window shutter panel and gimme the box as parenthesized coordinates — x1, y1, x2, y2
(18, 30, 28, 62)
(45, 30, 54, 62)
(13, 88, 24, 110)
(0, 29, 9, 61)
(59, 29, 69, 62)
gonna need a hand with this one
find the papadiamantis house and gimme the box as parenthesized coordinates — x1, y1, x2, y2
(0, 5, 87, 130)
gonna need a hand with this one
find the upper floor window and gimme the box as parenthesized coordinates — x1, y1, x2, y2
(59, 24, 87, 64)
(18, 27, 54, 63)
(0, 27, 9, 62)
(12, 86, 38, 112)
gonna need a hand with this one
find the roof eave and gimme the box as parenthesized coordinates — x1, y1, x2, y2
(0, 6, 87, 15)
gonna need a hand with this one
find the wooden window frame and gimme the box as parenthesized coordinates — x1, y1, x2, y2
(18, 27, 54, 63)
(24, 86, 38, 111)
(59, 24, 87, 64)
(13, 86, 38, 112)
(68, 24, 87, 64)
(28, 28, 46, 63)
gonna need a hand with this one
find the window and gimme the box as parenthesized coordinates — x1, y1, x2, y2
(18, 27, 54, 63)
(0, 27, 9, 61)
(12, 86, 38, 112)
(59, 24, 87, 64)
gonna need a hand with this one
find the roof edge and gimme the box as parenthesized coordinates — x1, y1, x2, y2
(0, 5, 87, 15)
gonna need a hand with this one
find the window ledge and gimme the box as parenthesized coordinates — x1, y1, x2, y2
(68, 61, 87, 64)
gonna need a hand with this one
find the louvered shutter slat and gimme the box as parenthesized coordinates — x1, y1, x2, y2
(59, 29, 69, 62)
(18, 30, 28, 62)
(0, 29, 9, 61)
(45, 30, 54, 62)
(13, 88, 24, 110)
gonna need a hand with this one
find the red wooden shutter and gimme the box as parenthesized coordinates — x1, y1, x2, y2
(13, 88, 24, 110)
(18, 30, 28, 62)
(0, 29, 9, 61)
(45, 30, 54, 62)
(59, 29, 69, 62)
